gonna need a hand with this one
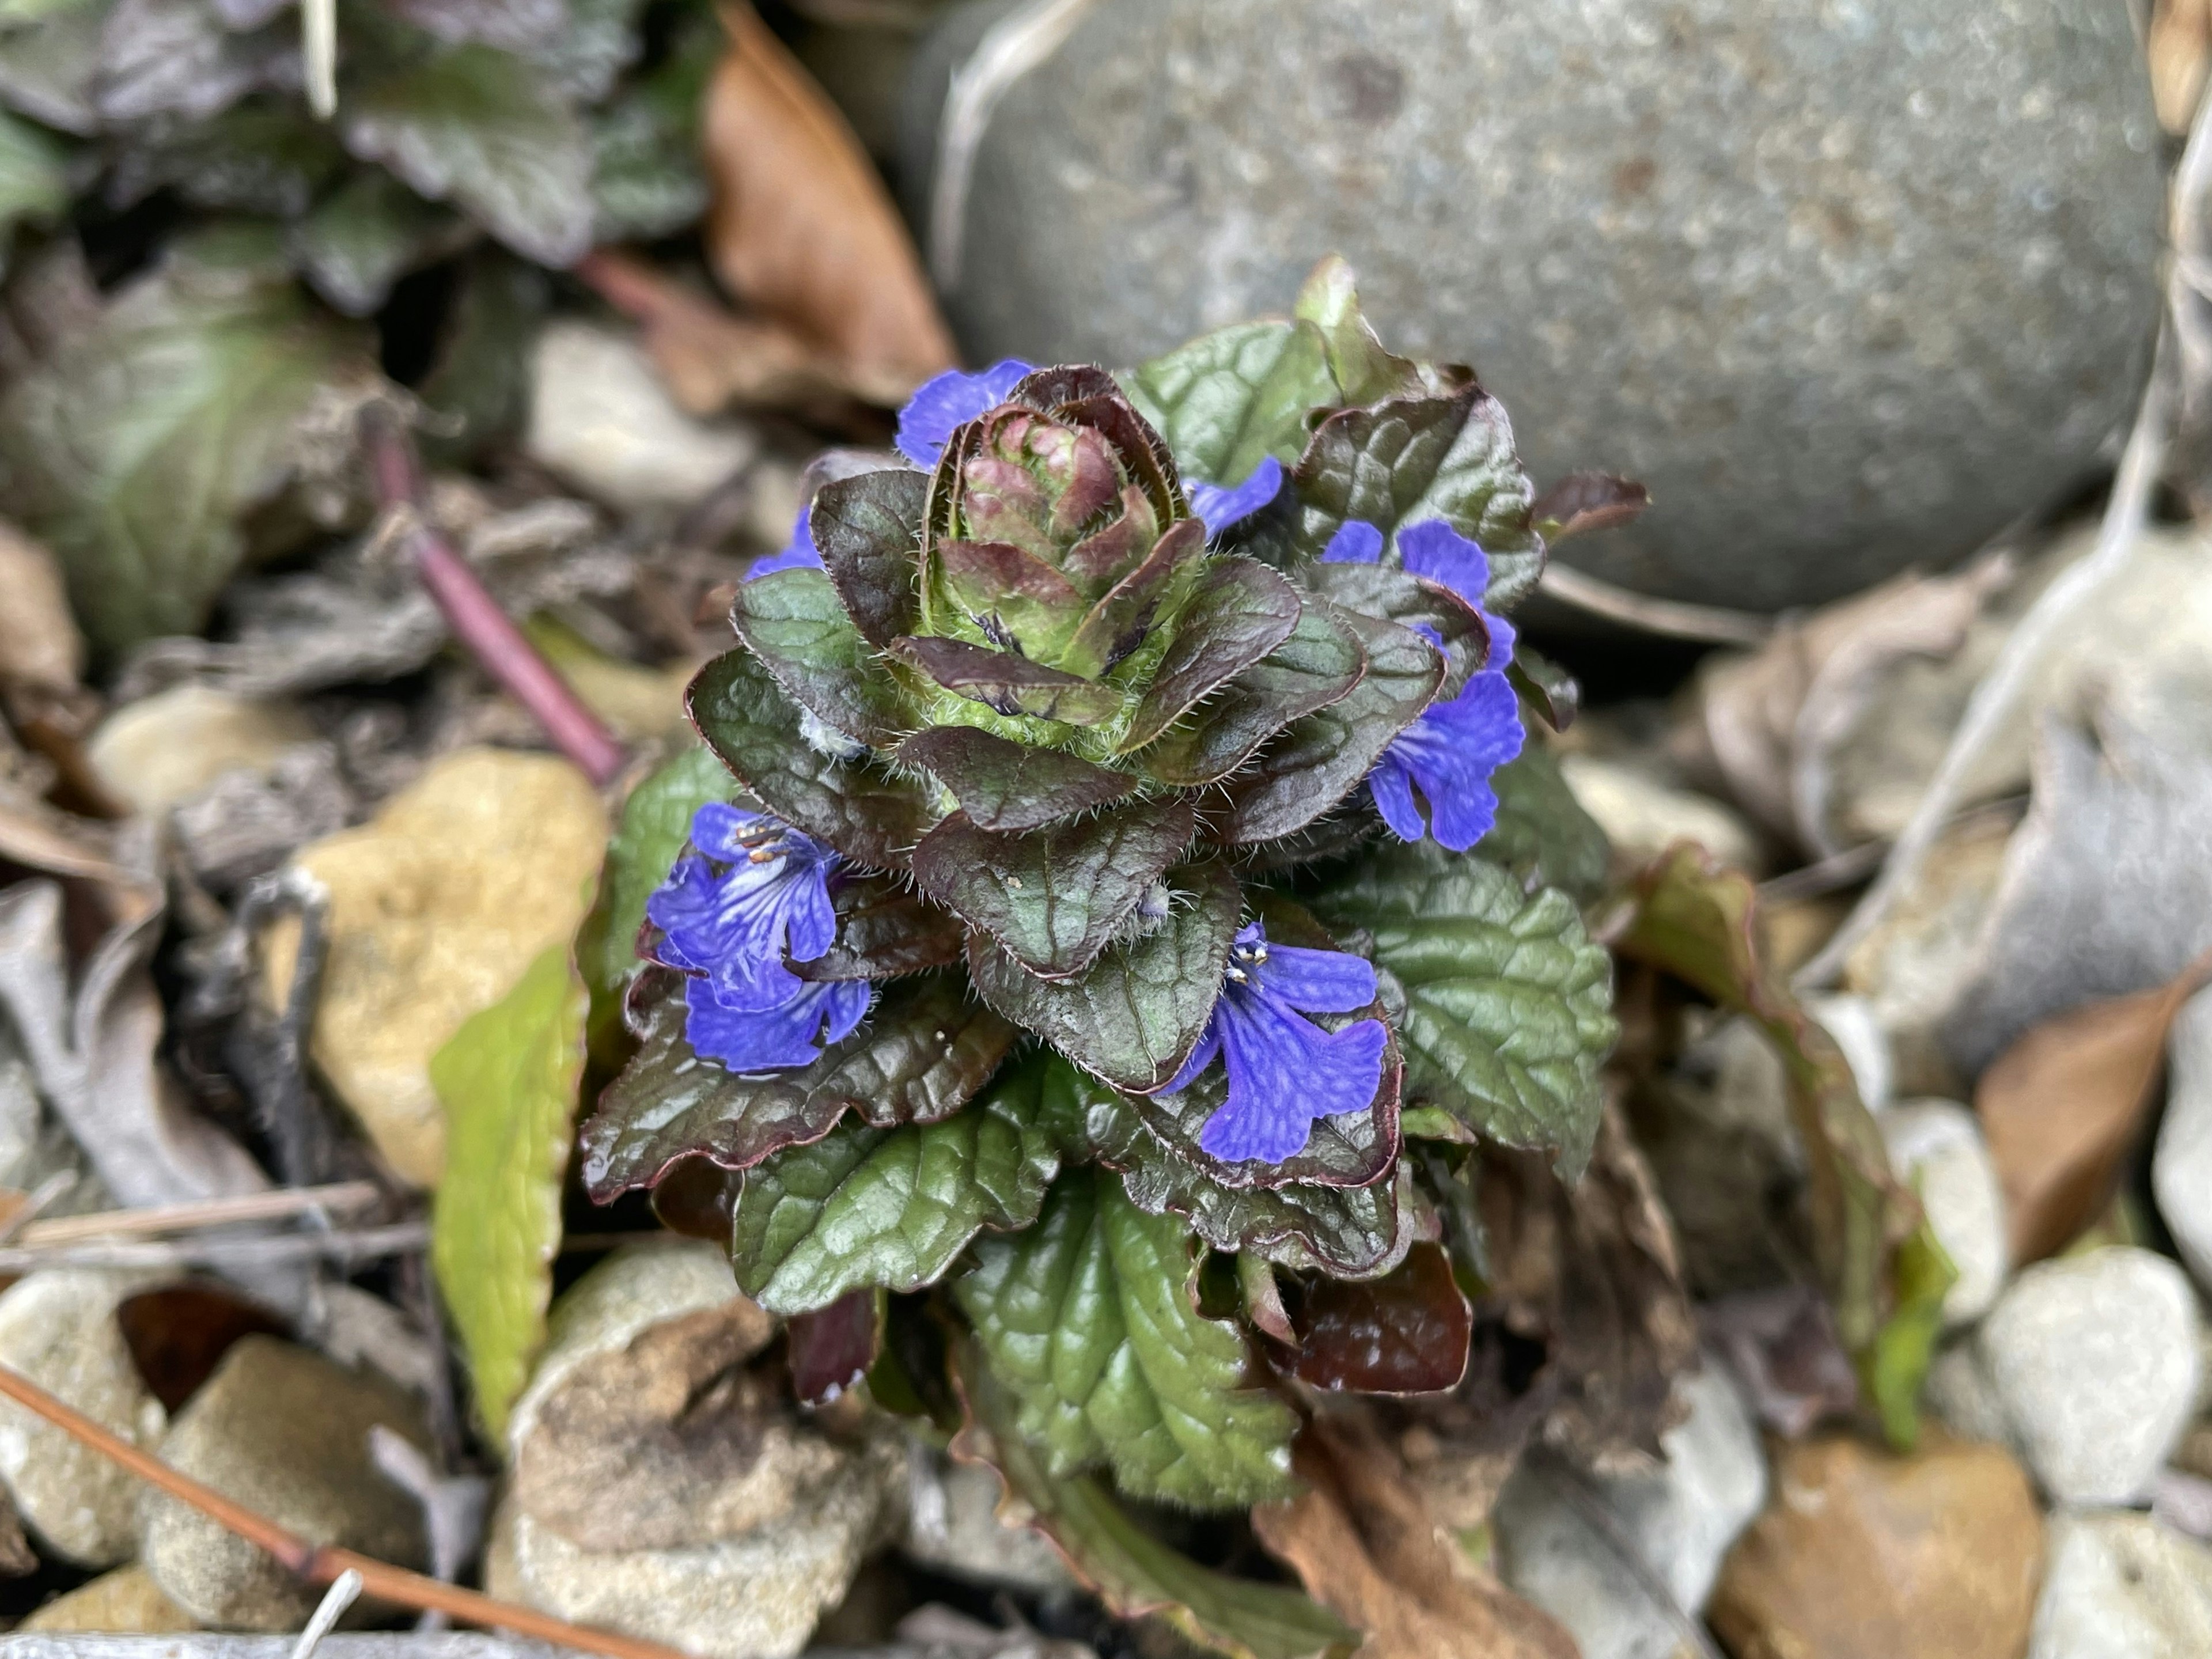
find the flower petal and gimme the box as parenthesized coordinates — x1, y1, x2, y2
(1251, 941, 1377, 1014)
(684, 976, 846, 1070)
(749, 502, 823, 577)
(1396, 519, 1490, 613)
(1382, 670, 1525, 851)
(1320, 520, 1384, 565)
(895, 359, 1035, 467)
(1188, 457, 1283, 535)
(1161, 1024, 1223, 1094)
(689, 801, 767, 860)
(1200, 993, 1385, 1163)
(1366, 753, 1426, 843)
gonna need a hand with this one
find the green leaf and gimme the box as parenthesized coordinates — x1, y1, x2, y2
(588, 9, 715, 241)
(430, 942, 588, 1440)
(1611, 845, 1955, 1431)
(911, 798, 1197, 979)
(577, 743, 737, 1017)
(1092, 1093, 1410, 1279)
(795, 874, 967, 982)
(416, 249, 547, 469)
(1123, 319, 1338, 487)
(0, 256, 376, 656)
(1475, 743, 1610, 907)
(688, 648, 938, 872)
(952, 1342, 1358, 1659)
(1303, 558, 1488, 698)
(109, 100, 346, 218)
(1291, 255, 1422, 410)
(0, 105, 65, 243)
(1119, 558, 1303, 752)
(1292, 387, 1544, 611)
(728, 1049, 1093, 1313)
(967, 860, 1239, 1091)
(815, 469, 926, 647)
(956, 1169, 1298, 1509)
(0, 0, 105, 135)
(888, 635, 1126, 727)
(292, 169, 471, 318)
(1132, 596, 1365, 789)
(895, 725, 1138, 832)
(1218, 607, 1439, 846)
(580, 971, 1018, 1199)
(344, 43, 593, 267)
(1306, 844, 1615, 1177)
(732, 567, 913, 748)
(1505, 642, 1580, 732)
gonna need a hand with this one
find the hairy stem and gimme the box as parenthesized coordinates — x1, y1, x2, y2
(0, 1362, 689, 1659)
(364, 417, 627, 787)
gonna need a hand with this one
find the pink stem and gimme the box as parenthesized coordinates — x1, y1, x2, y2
(366, 420, 627, 787)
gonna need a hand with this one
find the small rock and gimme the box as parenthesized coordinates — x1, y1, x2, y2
(495, 1241, 903, 1659)
(0, 1269, 168, 1566)
(1976, 1248, 2202, 1505)
(1804, 993, 1892, 1113)
(903, 1447, 1075, 1596)
(1494, 1359, 1767, 1658)
(2029, 1510, 2212, 1659)
(905, 0, 2160, 612)
(140, 1336, 432, 1630)
(20, 1564, 195, 1634)
(1707, 1434, 2043, 1659)
(264, 747, 608, 1186)
(1878, 1101, 2008, 1327)
(1558, 755, 1766, 876)
(1923, 1341, 2013, 1449)
(2156, 984, 2212, 1294)
(526, 321, 757, 511)
(87, 687, 317, 816)
(169, 740, 354, 894)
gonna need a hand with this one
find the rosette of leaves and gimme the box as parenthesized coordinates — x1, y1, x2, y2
(579, 263, 1620, 1595)
(0, 0, 718, 653)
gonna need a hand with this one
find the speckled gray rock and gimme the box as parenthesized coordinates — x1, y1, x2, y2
(2155, 985, 2212, 1295)
(1977, 1249, 2202, 1506)
(1494, 1359, 1767, 1658)
(1878, 1100, 2006, 1327)
(2029, 1511, 2212, 1659)
(140, 1337, 431, 1630)
(0, 1270, 167, 1566)
(902, 1448, 1074, 1596)
(903, 0, 2161, 612)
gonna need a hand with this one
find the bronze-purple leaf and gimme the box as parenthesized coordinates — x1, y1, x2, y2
(1283, 1244, 1472, 1395)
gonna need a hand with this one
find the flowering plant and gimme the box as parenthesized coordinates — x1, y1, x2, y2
(578, 260, 1618, 1534)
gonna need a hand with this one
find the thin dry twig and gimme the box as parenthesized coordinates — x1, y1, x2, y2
(1534, 563, 1775, 646)
(363, 418, 627, 787)
(292, 1570, 364, 1659)
(13, 1181, 385, 1248)
(0, 1362, 693, 1659)
(0, 1221, 428, 1273)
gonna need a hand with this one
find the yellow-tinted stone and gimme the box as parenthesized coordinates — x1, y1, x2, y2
(21, 1565, 195, 1633)
(88, 687, 316, 815)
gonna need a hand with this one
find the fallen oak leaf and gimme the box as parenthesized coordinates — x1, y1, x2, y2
(1975, 950, 2212, 1265)
(1251, 1412, 1578, 1659)
(702, 1, 955, 394)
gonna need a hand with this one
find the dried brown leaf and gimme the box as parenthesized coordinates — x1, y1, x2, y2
(1252, 1414, 1578, 1659)
(2153, 0, 2212, 134)
(702, 2, 954, 394)
(1975, 953, 2212, 1265)
(1692, 560, 2007, 855)
(0, 521, 84, 702)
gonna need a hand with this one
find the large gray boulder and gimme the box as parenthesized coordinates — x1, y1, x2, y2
(902, 0, 2161, 612)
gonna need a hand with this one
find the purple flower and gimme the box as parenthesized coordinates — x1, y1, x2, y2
(1321, 518, 1525, 850)
(749, 501, 821, 579)
(648, 803, 841, 1014)
(1187, 457, 1283, 535)
(682, 974, 872, 1071)
(895, 359, 1036, 467)
(1163, 922, 1387, 1165)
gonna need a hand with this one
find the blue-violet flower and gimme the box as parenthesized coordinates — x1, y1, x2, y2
(749, 500, 820, 578)
(646, 803, 871, 1069)
(1163, 921, 1388, 1165)
(1187, 455, 1284, 536)
(1322, 518, 1524, 850)
(896, 359, 1036, 467)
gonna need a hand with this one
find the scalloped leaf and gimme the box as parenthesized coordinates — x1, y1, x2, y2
(814, 468, 926, 647)
(1120, 558, 1304, 752)
(1306, 844, 1615, 1177)
(1291, 255, 1425, 409)
(787, 1290, 880, 1405)
(1302, 559, 1489, 697)
(728, 1048, 1092, 1313)
(793, 874, 966, 982)
(888, 635, 1126, 726)
(1122, 319, 1338, 489)
(1505, 642, 1580, 732)
(967, 861, 1239, 1091)
(1292, 386, 1543, 611)
(912, 798, 1197, 979)
(430, 942, 588, 1440)
(896, 725, 1138, 832)
(731, 567, 912, 748)
(1217, 607, 1438, 847)
(1090, 1093, 1410, 1279)
(956, 1168, 1298, 1509)
(1132, 597, 1366, 789)
(952, 1344, 1357, 1659)
(688, 647, 937, 871)
(579, 971, 1017, 1199)
(1476, 744, 1610, 907)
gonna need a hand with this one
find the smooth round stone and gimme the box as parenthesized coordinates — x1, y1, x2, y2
(903, 0, 2161, 612)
